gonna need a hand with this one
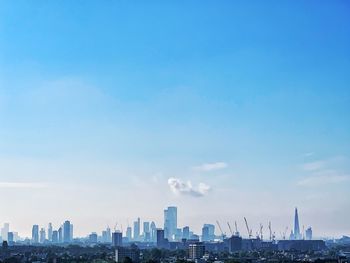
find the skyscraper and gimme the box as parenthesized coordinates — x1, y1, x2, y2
(63, 220, 71, 243)
(52, 230, 58, 243)
(112, 231, 123, 247)
(48, 223, 53, 241)
(40, 228, 46, 243)
(143, 222, 150, 235)
(106, 226, 111, 243)
(164, 206, 177, 240)
(126, 226, 132, 241)
(305, 227, 312, 240)
(150, 222, 157, 242)
(133, 218, 140, 241)
(58, 227, 63, 243)
(32, 225, 39, 243)
(156, 229, 166, 248)
(182, 226, 190, 240)
(1, 223, 9, 241)
(202, 226, 209, 241)
(294, 207, 301, 240)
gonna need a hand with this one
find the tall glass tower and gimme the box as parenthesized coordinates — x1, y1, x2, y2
(164, 206, 177, 240)
(294, 207, 301, 239)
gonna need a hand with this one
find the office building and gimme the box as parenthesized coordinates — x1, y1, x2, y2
(40, 228, 46, 243)
(183, 226, 190, 240)
(1, 223, 9, 242)
(106, 226, 111, 243)
(143, 222, 150, 236)
(150, 222, 157, 242)
(63, 220, 71, 243)
(189, 242, 205, 259)
(32, 225, 39, 243)
(48, 223, 53, 241)
(204, 224, 215, 240)
(112, 231, 123, 247)
(164, 206, 177, 240)
(52, 230, 58, 243)
(156, 229, 166, 248)
(305, 227, 312, 240)
(89, 233, 98, 244)
(202, 226, 209, 241)
(126, 226, 132, 241)
(58, 227, 63, 243)
(133, 218, 140, 241)
(7, 232, 14, 244)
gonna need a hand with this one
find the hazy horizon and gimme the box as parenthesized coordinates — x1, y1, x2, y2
(0, 1, 349, 239)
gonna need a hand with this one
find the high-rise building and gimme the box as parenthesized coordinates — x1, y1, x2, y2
(89, 232, 98, 244)
(126, 226, 132, 241)
(202, 226, 209, 241)
(143, 222, 150, 235)
(133, 218, 140, 241)
(63, 220, 71, 243)
(189, 243, 205, 260)
(112, 231, 123, 247)
(52, 230, 59, 243)
(1, 223, 9, 241)
(203, 224, 215, 240)
(58, 227, 63, 243)
(7, 232, 14, 244)
(182, 226, 190, 240)
(48, 223, 53, 241)
(294, 208, 301, 240)
(156, 229, 166, 248)
(70, 224, 73, 241)
(32, 225, 39, 243)
(106, 227, 111, 243)
(40, 228, 46, 243)
(164, 206, 177, 240)
(150, 222, 157, 242)
(305, 227, 312, 240)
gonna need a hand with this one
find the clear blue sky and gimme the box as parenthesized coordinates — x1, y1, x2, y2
(0, 1, 349, 238)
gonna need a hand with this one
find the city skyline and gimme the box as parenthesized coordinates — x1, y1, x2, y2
(0, 206, 325, 240)
(0, 1, 349, 240)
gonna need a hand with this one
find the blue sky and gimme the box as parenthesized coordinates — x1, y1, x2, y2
(0, 1, 349, 238)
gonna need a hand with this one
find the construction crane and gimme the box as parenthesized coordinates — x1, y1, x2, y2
(244, 217, 253, 239)
(259, 223, 263, 240)
(234, 221, 239, 236)
(216, 220, 225, 239)
(227, 222, 233, 236)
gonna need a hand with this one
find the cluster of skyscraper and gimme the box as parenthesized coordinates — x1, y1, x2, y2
(31, 220, 73, 244)
(0, 206, 313, 245)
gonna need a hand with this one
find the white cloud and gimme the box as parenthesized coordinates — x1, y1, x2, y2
(298, 174, 350, 186)
(302, 160, 325, 171)
(167, 177, 210, 197)
(193, 162, 228, 172)
(302, 152, 314, 157)
(0, 182, 48, 189)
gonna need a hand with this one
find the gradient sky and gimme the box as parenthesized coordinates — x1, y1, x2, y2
(0, 1, 349, 239)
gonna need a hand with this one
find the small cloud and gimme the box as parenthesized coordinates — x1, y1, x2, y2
(302, 152, 314, 157)
(298, 174, 350, 186)
(193, 162, 228, 172)
(301, 160, 325, 171)
(0, 182, 48, 189)
(167, 177, 211, 197)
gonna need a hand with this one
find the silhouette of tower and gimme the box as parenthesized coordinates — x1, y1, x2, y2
(294, 207, 301, 240)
